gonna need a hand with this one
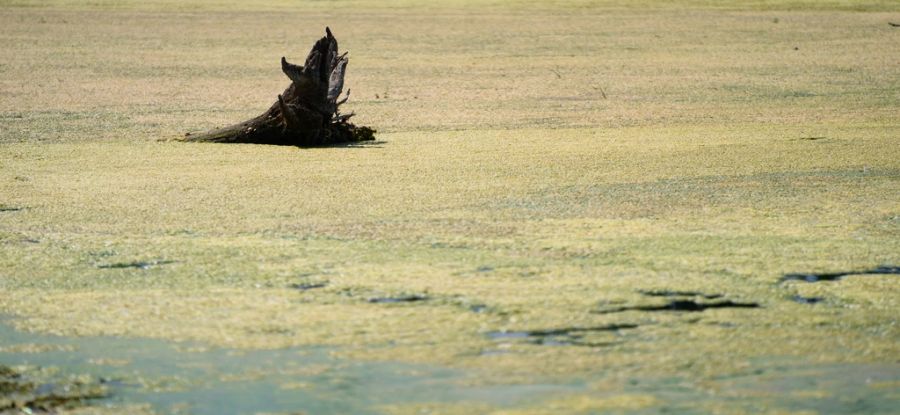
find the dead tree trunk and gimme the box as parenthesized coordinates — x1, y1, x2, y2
(182, 28, 374, 147)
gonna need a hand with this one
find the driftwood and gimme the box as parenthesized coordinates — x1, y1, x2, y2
(182, 28, 374, 146)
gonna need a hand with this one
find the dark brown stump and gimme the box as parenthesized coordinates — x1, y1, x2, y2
(182, 28, 374, 147)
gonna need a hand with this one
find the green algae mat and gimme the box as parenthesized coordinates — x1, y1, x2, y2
(1, 1, 898, 413)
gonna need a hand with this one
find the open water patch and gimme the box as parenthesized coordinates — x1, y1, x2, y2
(0, 319, 575, 414)
(704, 360, 900, 414)
(2, 319, 898, 414)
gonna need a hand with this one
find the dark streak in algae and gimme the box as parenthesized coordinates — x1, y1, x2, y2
(487, 324, 637, 347)
(791, 296, 824, 304)
(594, 300, 759, 314)
(638, 290, 723, 299)
(780, 266, 899, 283)
(97, 260, 176, 270)
(368, 295, 428, 304)
(290, 282, 328, 291)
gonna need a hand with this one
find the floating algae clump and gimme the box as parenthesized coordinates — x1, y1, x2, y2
(0, 364, 108, 413)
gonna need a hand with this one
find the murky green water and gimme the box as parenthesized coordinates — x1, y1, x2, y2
(1, 317, 897, 414)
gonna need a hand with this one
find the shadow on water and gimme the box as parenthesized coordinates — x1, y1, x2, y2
(323, 140, 388, 149)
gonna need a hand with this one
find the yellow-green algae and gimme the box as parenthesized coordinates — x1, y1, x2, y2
(1, 0, 898, 412)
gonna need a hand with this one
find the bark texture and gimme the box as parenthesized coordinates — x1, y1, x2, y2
(182, 28, 374, 146)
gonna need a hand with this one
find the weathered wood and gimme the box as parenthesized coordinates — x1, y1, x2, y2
(182, 28, 374, 146)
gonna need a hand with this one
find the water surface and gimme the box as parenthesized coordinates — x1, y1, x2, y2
(1, 319, 897, 414)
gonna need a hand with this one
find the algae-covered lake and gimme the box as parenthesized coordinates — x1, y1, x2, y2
(1, 0, 899, 413)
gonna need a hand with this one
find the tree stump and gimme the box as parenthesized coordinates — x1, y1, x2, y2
(181, 28, 374, 147)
